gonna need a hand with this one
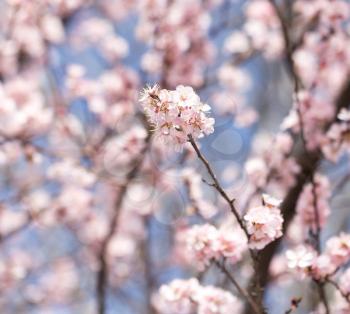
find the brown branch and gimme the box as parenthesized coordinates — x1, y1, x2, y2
(314, 280, 330, 314)
(326, 278, 350, 303)
(188, 136, 249, 239)
(215, 260, 262, 314)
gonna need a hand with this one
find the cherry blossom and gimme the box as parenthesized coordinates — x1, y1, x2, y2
(140, 84, 214, 150)
(244, 201, 283, 250)
(177, 224, 247, 270)
(153, 278, 242, 314)
(324, 233, 350, 268)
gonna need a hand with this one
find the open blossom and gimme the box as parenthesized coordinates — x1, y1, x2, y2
(311, 254, 337, 280)
(324, 233, 350, 268)
(195, 285, 243, 314)
(182, 224, 218, 270)
(179, 224, 247, 270)
(155, 278, 199, 314)
(215, 229, 247, 264)
(296, 173, 331, 233)
(244, 199, 283, 250)
(140, 85, 214, 150)
(286, 245, 338, 280)
(153, 278, 242, 314)
(286, 245, 317, 276)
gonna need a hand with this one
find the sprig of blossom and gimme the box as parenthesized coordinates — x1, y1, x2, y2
(244, 195, 283, 250)
(286, 234, 350, 280)
(324, 233, 350, 268)
(140, 85, 214, 150)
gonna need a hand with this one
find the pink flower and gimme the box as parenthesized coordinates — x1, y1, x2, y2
(325, 233, 350, 268)
(140, 85, 214, 151)
(215, 228, 247, 264)
(179, 224, 247, 270)
(311, 254, 337, 280)
(153, 279, 242, 314)
(286, 245, 316, 276)
(195, 285, 243, 314)
(244, 202, 283, 250)
(286, 245, 337, 280)
(183, 224, 219, 270)
(154, 278, 201, 314)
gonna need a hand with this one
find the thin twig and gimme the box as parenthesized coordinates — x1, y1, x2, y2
(188, 136, 265, 314)
(215, 261, 262, 314)
(315, 280, 330, 314)
(326, 278, 350, 303)
(188, 136, 249, 239)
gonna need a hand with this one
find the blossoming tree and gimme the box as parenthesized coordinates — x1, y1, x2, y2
(0, 0, 350, 314)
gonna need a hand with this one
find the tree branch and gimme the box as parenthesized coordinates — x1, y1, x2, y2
(258, 78, 350, 288)
(188, 136, 265, 314)
(215, 260, 262, 314)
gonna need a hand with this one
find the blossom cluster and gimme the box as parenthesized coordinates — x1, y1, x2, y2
(286, 233, 350, 280)
(177, 224, 247, 270)
(140, 85, 214, 150)
(153, 278, 243, 314)
(244, 195, 284, 249)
